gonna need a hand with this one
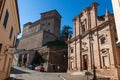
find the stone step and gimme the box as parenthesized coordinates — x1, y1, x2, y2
(70, 70, 89, 75)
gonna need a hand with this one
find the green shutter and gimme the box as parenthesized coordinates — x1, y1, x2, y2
(3, 10, 9, 28)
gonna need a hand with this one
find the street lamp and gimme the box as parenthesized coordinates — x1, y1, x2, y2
(89, 35, 97, 80)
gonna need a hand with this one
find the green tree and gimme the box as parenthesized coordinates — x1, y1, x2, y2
(60, 25, 73, 41)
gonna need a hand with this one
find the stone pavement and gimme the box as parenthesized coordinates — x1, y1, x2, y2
(10, 66, 111, 80)
(10, 66, 86, 80)
(60, 74, 86, 80)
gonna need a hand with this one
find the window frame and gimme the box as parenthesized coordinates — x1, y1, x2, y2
(82, 25, 85, 33)
(70, 48, 73, 53)
(0, 43, 2, 53)
(100, 37, 106, 44)
(9, 26, 13, 39)
(3, 10, 9, 28)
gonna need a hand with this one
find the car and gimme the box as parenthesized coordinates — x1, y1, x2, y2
(34, 66, 45, 72)
(40, 66, 44, 72)
(34, 66, 41, 71)
(27, 65, 33, 69)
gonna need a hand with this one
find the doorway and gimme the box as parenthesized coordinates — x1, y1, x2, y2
(83, 55, 88, 70)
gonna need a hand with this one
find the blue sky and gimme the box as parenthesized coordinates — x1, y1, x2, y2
(17, 0, 113, 38)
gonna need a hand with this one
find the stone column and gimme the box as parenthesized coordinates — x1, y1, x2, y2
(67, 42, 71, 72)
(22, 55, 24, 66)
(74, 21, 78, 70)
(26, 54, 29, 66)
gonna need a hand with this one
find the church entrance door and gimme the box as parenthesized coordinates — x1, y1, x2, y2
(83, 55, 88, 70)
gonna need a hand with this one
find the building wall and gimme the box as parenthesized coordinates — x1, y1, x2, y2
(18, 31, 44, 50)
(18, 10, 61, 50)
(46, 47, 67, 72)
(112, 0, 120, 43)
(40, 10, 61, 38)
(23, 22, 40, 37)
(22, 10, 61, 39)
(0, 0, 20, 53)
(0, 0, 20, 79)
(42, 31, 57, 45)
(18, 30, 57, 50)
(68, 2, 120, 79)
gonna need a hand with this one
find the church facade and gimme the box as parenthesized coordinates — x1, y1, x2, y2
(67, 2, 120, 79)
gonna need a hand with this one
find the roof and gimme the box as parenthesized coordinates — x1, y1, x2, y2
(23, 22, 32, 27)
(30, 19, 41, 28)
(23, 20, 41, 29)
(40, 9, 62, 18)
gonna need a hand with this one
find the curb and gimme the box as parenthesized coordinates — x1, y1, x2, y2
(10, 74, 16, 78)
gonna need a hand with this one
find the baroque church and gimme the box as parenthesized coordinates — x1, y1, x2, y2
(67, 2, 120, 79)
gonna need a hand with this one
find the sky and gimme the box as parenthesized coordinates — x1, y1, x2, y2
(17, 0, 113, 38)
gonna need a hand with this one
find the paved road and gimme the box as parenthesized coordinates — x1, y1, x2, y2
(10, 66, 110, 80)
(10, 66, 86, 80)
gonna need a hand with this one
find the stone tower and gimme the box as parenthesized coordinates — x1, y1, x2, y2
(18, 10, 61, 50)
(40, 10, 61, 39)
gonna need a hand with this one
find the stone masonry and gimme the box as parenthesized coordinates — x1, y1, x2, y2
(18, 10, 61, 50)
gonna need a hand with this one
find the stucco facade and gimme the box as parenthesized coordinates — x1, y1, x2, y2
(0, 0, 20, 79)
(68, 2, 120, 79)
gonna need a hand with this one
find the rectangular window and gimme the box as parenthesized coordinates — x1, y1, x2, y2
(102, 56, 109, 68)
(70, 48, 73, 53)
(48, 22, 50, 25)
(0, 43, 2, 53)
(3, 10, 9, 28)
(101, 37, 106, 44)
(82, 25, 85, 33)
(13, 36, 16, 46)
(9, 27, 13, 39)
